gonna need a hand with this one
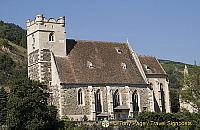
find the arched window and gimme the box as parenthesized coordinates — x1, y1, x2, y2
(132, 90, 139, 112)
(94, 89, 102, 113)
(113, 90, 120, 108)
(78, 89, 83, 105)
(49, 32, 55, 42)
(160, 83, 166, 112)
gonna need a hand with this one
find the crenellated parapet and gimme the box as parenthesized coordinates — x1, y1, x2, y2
(26, 14, 65, 27)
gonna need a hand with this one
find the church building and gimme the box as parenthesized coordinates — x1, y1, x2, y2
(26, 14, 171, 121)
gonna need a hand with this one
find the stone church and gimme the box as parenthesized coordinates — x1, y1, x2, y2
(26, 14, 171, 121)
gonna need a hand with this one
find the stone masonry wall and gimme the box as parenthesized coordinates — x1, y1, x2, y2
(40, 49, 52, 84)
(28, 49, 52, 84)
(101, 87, 108, 113)
(40, 49, 51, 61)
(60, 85, 150, 119)
(28, 64, 39, 80)
(111, 86, 150, 111)
(61, 87, 91, 116)
(28, 49, 39, 65)
(41, 62, 51, 84)
(28, 49, 39, 80)
(134, 87, 150, 111)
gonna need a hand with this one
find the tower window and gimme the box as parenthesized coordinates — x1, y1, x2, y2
(33, 38, 35, 43)
(49, 32, 55, 42)
(32, 34, 35, 44)
(78, 89, 83, 105)
(32, 35, 35, 49)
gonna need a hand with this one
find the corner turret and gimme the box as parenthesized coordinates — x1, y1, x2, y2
(35, 14, 44, 23)
(57, 16, 65, 27)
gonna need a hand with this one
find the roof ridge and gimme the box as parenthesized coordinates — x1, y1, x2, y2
(138, 55, 156, 58)
(73, 39, 126, 44)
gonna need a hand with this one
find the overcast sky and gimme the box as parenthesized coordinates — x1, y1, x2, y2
(0, 0, 199, 64)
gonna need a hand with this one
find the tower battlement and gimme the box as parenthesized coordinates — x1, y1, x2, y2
(26, 14, 65, 27)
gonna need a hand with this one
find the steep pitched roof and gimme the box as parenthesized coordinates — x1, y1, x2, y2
(138, 56, 166, 75)
(54, 40, 146, 84)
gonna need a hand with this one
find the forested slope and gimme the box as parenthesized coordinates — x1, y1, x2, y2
(0, 21, 27, 87)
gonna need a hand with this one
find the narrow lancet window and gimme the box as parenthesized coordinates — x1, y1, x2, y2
(160, 83, 166, 112)
(132, 91, 139, 112)
(95, 89, 102, 113)
(78, 89, 83, 105)
(113, 90, 120, 108)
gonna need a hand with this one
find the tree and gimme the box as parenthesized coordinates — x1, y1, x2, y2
(0, 52, 16, 85)
(0, 87, 7, 126)
(136, 112, 200, 130)
(180, 66, 200, 113)
(6, 78, 58, 130)
(59, 116, 88, 130)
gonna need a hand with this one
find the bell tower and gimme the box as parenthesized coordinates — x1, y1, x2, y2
(26, 14, 66, 84)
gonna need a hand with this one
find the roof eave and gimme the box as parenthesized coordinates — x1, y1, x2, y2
(60, 82, 148, 87)
(146, 73, 167, 78)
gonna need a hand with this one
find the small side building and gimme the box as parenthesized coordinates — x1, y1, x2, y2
(139, 56, 171, 113)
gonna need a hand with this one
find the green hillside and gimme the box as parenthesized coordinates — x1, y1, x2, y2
(0, 21, 26, 48)
(0, 37, 27, 88)
(159, 59, 200, 90)
(0, 21, 27, 87)
(159, 59, 200, 113)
